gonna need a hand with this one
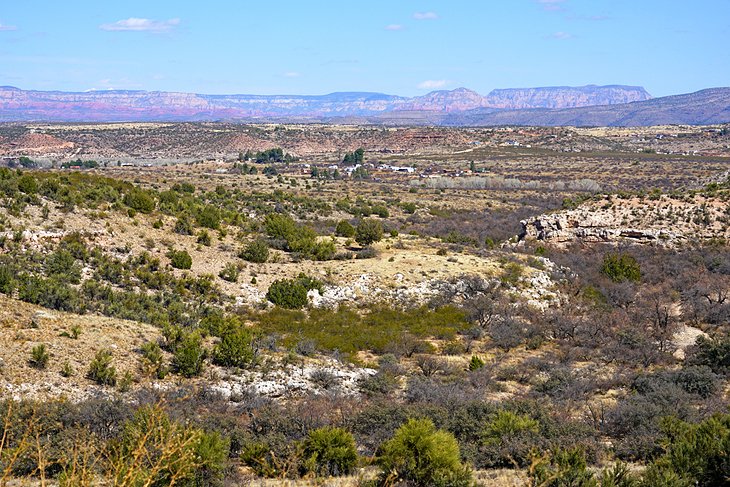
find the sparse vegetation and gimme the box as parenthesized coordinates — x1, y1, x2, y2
(1, 122, 730, 486)
(87, 349, 117, 386)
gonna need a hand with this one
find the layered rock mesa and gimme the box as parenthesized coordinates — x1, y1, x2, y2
(0, 84, 649, 122)
(483, 85, 651, 109)
(442, 88, 730, 127)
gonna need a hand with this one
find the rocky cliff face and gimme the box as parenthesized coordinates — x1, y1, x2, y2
(518, 193, 730, 247)
(442, 88, 730, 127)
(484, 85, 651, 109)
(398, 88, 489, 112)
(519, 212, 684, 246)
(0, 85, 654, 122)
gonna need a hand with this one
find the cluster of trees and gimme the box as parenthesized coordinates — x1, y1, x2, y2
(342, 147, 364, 165)
(60, 158, 99, 169)
(263, 213, 336, 261)
(241, 148, 296, 164)
(309, 166, 341, 179)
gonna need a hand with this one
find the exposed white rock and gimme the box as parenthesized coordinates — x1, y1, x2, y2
(672, 325, 708, 360)
(210, 358, 376, 400)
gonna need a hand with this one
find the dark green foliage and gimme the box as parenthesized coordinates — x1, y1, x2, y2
(241, 439, 299, 478)
(642, 414, 730, 486)
(59, 232, 89, 261)
(355, 219, 384, 246)
(255, 148, 285, 163)
(192, 430, 229, 485)
(468, 355, 484, 371)
(335, 219, 356, 238)
(61, 158, 98, 169)
(87, 349, 117, 386)
(264, 280, 309, 310)
(218, 262, 240, 282)
(0, 264, 15, 295)
(195, 205, 221, 229)
(527, 448, 597, 487)
(167, 249, 192, 270)
(123, 189, 155, 214)
(46, 249, 81, 283)
(342, 148, 364, 165)
(443, 231, 479, 247)
(212, 325, 257, 368)
(377, 418, 472, 487)
(401, 202, 417, 214)
(173, 332, 206, 377)
(255, 305, 466, 359)
(352, 166, 370, 180)
(687, 335, 730, 375)
(196, 230, 211, 246)
(115, 405, 228, 486)
(140, 341, 168, 379)
(174, 216, 194, 235)
(311, 239, 336, 261)
(600, 253, 641, 283)
(60, 361, 74, 377)
(17, 156, 37, 168)
(263, 213, 321, 258)
(17, 174, 38, 194)
(266, 274, 323, 309)
(17, 275, 80, 311)
(484, 411, 540, 440)
(29, 343, 49, 369)
(240, 239, 269, 263)
(264, 213, 298, 240)
(172, 182, 196, 193)
(301, 427, 358, 477)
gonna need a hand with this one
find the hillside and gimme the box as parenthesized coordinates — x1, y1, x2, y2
(1, 142, 729, 485)
(0, 84, 652, 122)
(440, 88, 730, 127)
(483, 84, 651, 109)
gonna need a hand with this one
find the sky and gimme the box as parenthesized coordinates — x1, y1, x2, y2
(0, 0, 728, 97)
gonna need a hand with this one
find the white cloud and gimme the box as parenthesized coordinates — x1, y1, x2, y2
(0, 23, 17, 31)
(100, 18, 180, 33)
(413, 12, 439, 20)
(385, 24, 404, 31)
(537, 0, 566, 11)
(417, 79, 449, 90)
(547, 31, 574, 39)
(283, 71, 301, 78)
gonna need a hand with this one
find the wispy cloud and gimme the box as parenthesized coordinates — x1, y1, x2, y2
(417, 79, 449, 90)
(576, 14, 610, 21)
(537, 0, 566, 12)
(385, 24, 404, 31)
(0, 22, 17, 32)
(283, 71, 301, 78)
(413, 12, 439, 20)
(546, 31, 574, 40)
(100, 18, 180, 33)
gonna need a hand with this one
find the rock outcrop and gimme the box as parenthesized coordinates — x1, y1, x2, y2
(518, 193, 730, 247)
(520, 213, 683, 245)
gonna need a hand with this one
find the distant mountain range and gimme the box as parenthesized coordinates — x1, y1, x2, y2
(0, 84, 728, 126)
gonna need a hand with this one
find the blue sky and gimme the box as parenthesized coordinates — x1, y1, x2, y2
(0, 0, 728, 97)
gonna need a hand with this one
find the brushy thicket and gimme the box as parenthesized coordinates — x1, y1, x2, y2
(2, 168, 730, 485)
(253, 305, 468, 359)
